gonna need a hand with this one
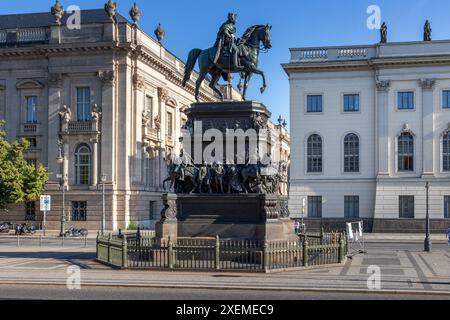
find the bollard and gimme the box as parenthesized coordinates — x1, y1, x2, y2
(168, 236, 173, 269)
(302, 238, 308, 267)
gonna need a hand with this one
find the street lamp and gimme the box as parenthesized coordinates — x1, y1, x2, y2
(424, 182, 432, 252)
(56, 144, 66, 238)
(100, 173, 107, 234)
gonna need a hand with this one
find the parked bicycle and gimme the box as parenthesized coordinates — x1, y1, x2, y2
(14, 224, 36, 236)
(64, 226, 88, 238)
(0, 222, 12, 234)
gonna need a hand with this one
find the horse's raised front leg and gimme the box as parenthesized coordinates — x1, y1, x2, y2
(242, 72, 252, 101)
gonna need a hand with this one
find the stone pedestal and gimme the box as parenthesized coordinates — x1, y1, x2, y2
(155, 193, 178, 243)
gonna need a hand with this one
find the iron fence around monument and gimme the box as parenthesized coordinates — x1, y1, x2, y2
(96, 232, 348, 272)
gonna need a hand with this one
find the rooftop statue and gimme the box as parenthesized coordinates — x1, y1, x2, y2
(424, 20, 432, 41)
(182, 13, 272, 101)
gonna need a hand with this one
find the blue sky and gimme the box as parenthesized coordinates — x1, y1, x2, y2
(2, 0, 450, 123)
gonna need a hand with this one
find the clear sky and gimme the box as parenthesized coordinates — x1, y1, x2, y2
(2, 0, 450, 124)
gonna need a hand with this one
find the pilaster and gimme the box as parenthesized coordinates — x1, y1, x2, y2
(420, 79, 436, 177)
(376, 80, 391, 177)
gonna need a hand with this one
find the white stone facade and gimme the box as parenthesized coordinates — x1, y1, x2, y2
(283, 42, 450, 231)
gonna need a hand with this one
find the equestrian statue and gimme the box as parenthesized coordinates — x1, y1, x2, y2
(182, 13, 272, 101)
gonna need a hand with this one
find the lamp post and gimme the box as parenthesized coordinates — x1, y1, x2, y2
(56, 143, 66, 238)
(424, 182, 432, 252)
(101, 173, 107, 234)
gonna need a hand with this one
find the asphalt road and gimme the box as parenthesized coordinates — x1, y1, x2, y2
(0, 284, 448, 300)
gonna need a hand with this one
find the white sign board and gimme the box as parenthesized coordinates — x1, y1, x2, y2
(40, 195, 51, 212)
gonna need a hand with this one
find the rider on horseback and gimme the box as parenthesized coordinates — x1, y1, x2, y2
(214, 12, 240, 70)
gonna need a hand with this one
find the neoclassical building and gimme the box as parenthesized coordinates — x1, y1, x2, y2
(0, 3, 290, 231)
(283, 37, 450, 232)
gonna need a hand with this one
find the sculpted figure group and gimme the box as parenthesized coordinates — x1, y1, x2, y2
(163, 151, 288, 196)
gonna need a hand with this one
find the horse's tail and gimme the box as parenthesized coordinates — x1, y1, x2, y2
(182, 48, 202, 87)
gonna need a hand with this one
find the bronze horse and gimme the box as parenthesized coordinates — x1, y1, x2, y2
(182, 25, 272, 101)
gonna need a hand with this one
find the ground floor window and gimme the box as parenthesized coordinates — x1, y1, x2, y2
(399, 196, 415, 219)
(308, 196, 322, 218)
(72, 201, 87, 221)
(344, 196, 359, 218)
(150, 201, 158, 220)
(445, 196, 450, 219)
(25, 202, 36, 221)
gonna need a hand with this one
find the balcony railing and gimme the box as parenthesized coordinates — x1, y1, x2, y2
(143, 127, 159, 141)
(291, 46, 376, 63)
(0, 28, 49, 46)
(21, 123, 39, 134)
(63, 121, 96, 133)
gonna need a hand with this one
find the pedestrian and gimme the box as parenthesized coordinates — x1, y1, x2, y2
(294, 220, 300, 235)
(447, 228, 450, 246)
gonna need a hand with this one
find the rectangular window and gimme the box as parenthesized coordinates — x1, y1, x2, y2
(308, 196, 322, 218)
(397, 92, 415, 110)
(150, 201, 158, 220)
(72, 201, 87, 221)
(26, 96, 38, 124)
(26, 137, 37, 149)
(399, 196, 415, 219)
(166, 111, 173, 138)
(25, 202, 36, 221)
(445, 196, 450, 219)
(443, 90, 450, 109)
(145, 95, 153, 128)
(307, 95, 323, 113)
(344, 196, 360, 218)
(343, 94, 360, 112)
(76, 87, 91, 122)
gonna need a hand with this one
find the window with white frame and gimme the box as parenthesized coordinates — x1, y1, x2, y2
(307, 95, 323, 113)
(444, 196, 450, 219)
(397, 92, 414, 110)
(307, 134, 323, 173)
(344, 133, 360, 173)
(399, 196, 415, 219)
(344, 196, 359, 218)
(343, 94, 360, 112)
(166, 111, 173, 138)
(398, 132, 414, 172)
(145, 95, 153, 128)
(308, 196, 322, 218)
(26, 96, 38, 123)
(75, 144, 91, 185)
(443, 130, 450, 172)
(443, 90, 450, 109)
(76, 87, 91, 122)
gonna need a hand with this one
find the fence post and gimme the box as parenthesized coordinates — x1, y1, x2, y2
(168, 236, 173, 269)
(122, 234, 128, 269)
(108, 233, 112, 264)
(263, 237, 269, 272)
(302, 238, 308, 267)
(338, 234, 345, 263)
(215, 235, 220, 270)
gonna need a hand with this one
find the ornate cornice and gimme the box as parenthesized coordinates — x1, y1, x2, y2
(376, 80, 391, 92)
(16, 79, 44, 90)
(399, 123, 416, 137)
(420, 78, 436, 90)
(98, 70, 115, 85)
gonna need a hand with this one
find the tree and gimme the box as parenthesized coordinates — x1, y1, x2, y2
(0, 121, 49, 211)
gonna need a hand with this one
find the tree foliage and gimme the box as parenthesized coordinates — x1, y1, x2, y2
(0, 121, 49, 211)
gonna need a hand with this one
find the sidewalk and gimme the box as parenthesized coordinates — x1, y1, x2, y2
(0, 244, 449, 295)
(363, 233, 448, 243)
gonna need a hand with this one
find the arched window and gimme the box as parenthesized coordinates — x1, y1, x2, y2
(344, 134, 360, 173)
(75, 144, 91, 185)
(398, 132, 414, 172)
(307, 134, 323, 173)
(443, 130, 450, 172)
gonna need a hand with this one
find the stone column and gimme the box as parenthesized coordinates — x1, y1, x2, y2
(133, 74, 145, 184)
(376, 81, 391, 177)
(98, 70, 116, 183)
(48, 74, 63, 180)
(420, 79, 436, 177)
(157, 87, 169, 188)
